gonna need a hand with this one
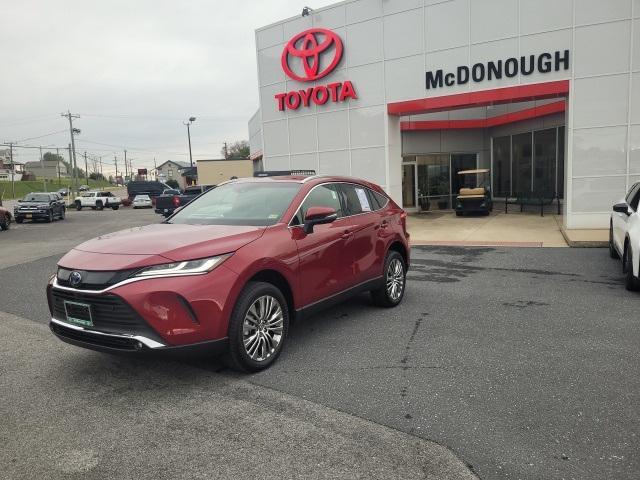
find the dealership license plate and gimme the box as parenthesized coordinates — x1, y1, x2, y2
(63, 301, 93, 327)
(26, 214, 32, 218)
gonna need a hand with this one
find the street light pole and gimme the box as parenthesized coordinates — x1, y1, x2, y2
(184, 117, 196, 168)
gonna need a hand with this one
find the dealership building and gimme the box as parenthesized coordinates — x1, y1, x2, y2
(249, 0, 640, 230)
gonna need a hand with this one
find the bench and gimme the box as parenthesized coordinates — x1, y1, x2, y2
(504, 191, 561, 217)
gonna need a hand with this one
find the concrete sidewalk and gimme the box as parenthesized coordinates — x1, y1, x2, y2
(407, 210, 569, 247)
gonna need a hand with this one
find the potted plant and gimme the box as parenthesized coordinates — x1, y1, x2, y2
(418, 190, 429, 211)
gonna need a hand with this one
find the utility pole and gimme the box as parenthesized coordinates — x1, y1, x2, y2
(7, 142, 15, 199)
(56, 147, 61, 186)
(39, 146, 46, 192)
(154, 157, 157, 181)
(124, 149, 128, 182)
(114, 155, 118, 184)
(62, 111, 80, 194)
(223, 141, 228, 160)
(84, 151, 89, 185)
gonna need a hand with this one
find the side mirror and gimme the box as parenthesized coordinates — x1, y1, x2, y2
(613, 202, 630, 215)
(303, 206, 337, 234)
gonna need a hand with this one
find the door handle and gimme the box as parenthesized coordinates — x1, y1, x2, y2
(379, 220, 389, 228)
(341, 229, 353, 239)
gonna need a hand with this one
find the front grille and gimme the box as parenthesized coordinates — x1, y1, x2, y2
(50, 288, 162, 342)
(51, 322, 141, 351)
(56, 268, 137, 291)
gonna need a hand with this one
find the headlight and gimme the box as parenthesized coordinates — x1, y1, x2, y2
(134, 254, 231, 278)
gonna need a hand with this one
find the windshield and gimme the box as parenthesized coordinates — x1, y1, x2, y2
(24, 193, 50, 202)
(169, 182, 301, 226)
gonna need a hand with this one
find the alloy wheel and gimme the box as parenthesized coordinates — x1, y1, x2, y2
(243, 295, 284, 362)
(386, 258, 404, 301)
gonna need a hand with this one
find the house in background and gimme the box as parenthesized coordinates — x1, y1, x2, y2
(23, 159, 67, 179)
(155, 160, 190, 189)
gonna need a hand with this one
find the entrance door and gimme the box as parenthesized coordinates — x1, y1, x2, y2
(402, 163, 416, 209)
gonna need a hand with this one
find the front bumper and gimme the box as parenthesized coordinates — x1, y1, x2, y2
(15, 211, 50, 220)
(50, 318, 228, 356)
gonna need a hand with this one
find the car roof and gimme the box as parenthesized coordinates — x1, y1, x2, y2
(230, 175, 379, 188)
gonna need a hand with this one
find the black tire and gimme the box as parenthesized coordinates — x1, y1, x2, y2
(609, 222, 619, 259)
(16, 217, 23, 224)
(112, 206, 119, 210)
(96, 201, 103, 211)
(456, 211, 463, 217)
(46, 210, 54, 223)
(624, 244, 639, 291)
(371, 250, 406, 307)
(0, 214, 9, 231)
(75, 201, 82, 211)
(59, 208, 66, 220)
(227, 281, 289, 373)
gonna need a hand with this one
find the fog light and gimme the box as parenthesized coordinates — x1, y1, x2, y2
(135, 341, 143, 350)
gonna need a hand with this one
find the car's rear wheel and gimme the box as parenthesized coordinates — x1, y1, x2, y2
(96, 201, 103, 211)
(609, 221, 619, 259)
(227, 281, 288, 372)
(15, 217, 23, 224)
(0, 214, 10, 230)
(75, 201, 82, 211)
(371, 250, 406, 307)
(624, 244, 639, 291)
(112, 206, 119, 210)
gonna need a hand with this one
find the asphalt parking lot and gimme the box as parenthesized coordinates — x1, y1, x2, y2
(1, 208, 638, 479)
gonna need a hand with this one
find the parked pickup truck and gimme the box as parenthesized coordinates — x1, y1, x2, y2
(154, 184, 215, 217)
(74, 191, 121, 211)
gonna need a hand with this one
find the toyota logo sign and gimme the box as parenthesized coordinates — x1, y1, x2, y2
(281, 28, 343, 82)
(275, 28, 356, 111)
(69, 271, 83, 288)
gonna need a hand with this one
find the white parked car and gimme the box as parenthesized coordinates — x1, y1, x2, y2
(610, 182, 640, 290)
(132, 194, 152, 209)
(74, 191, 121, 211)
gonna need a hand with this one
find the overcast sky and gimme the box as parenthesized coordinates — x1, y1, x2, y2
(1, 0, 335, 176)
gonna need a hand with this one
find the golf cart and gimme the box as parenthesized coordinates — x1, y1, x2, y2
(455, 169, 493, 216)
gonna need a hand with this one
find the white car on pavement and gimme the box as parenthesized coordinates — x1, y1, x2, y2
(74, 191, 121, 211)
(610, 181, 640, 290)
(132, 194, 152, 209)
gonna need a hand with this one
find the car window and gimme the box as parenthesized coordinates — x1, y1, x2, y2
(291, 184, 343, 226)
(24, 193, 51, 202)
(630, 189, 640, 212)
(367, 189, 389, 210)
(169, 182, 301, 226)
(626, 183, 640, 206)
(338, 183, 373, 216)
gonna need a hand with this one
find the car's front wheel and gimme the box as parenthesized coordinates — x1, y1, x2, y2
(75, 201, 82, 211)
(227, 281, 289, 372)
(371, 250, 406, 307)
(609, 221, 619, 259)
(59, 208, 65, 220)
(624, 244, 639, 291)
(46, 210, 53, 223)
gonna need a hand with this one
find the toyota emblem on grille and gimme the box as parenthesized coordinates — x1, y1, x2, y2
(281, 28, 343, 82)
(69, 271, 83, 287)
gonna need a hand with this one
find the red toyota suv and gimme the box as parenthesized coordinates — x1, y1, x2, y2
(47, 176, 410, 371)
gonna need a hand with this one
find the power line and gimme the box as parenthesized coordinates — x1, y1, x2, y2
(16, 129, 68, 143)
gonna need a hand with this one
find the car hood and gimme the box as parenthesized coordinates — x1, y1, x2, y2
(71, 223, 266, 262)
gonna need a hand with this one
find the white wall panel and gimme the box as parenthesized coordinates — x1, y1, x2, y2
(346, 0, 383, 24)
(442, 129, 485, 152)
(634, 19, 640, 70)
(520, 0, 572, 34)
(349, 105, 386, 148)
(313, 5, 346, 29)
(351, 147, 387, 185)
(256, 25, 283, 50)
(382, 0, 422, 15)
(632, 72, 640, 124)
(283, 15, 312, 40)
(519, 29, 572, 84)
(572, 126, 628, 176)
(348, 62, 385, 108)
(627, 125, 640, 174)
(259, 83, 287, 122)
(572, 74, 630, 128)
(384, 9, 423, 59)
(345, 19, 383, 67)
(425, 0, 469, 52)
(291, 152, 318, 171)
(574, 21, 631, 77)
(385, 54, 425, 102)
(319, 150, 351, 175)
(262, 120, 289, 156)
(317, 110, 350, 151)
(575, 0, 632, 25)
(572, 176, 627, 213)
(288, 115, 317, 154)
(258, 45, 286, 86)
(470, 0, 518, 44)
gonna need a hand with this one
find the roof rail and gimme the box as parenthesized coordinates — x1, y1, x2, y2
(253, 170, 316, 177)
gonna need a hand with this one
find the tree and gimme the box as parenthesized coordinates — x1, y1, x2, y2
(222, 140, 250, 159)
(166, 179, 179, 189)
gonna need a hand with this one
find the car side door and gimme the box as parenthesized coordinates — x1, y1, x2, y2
(335, 183, 383, 285)
(291, 183, 355, 307)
